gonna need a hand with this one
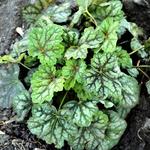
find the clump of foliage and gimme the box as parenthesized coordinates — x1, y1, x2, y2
(0, 0, 150, 149)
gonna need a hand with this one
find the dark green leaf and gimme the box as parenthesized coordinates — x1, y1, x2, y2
(28, 103, 78, 148)
(63, 100, 98, 127)
(45, 2, 71, 23)
(0, 64, 25, 108)
(84, 52, 122, 99)
(13, 90, 32, 121)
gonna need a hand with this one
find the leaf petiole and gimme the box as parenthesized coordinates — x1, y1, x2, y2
(129, 46, 144, 55)
(58, 91, 68, 110)
(85, 9, 97, 26)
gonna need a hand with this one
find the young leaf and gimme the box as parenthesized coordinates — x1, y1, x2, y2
(62, 59, 86, 90)
(84, 52, 122, 99)
(28, 103, 78, 148)
(91, 0, 123, 23)
(98, 17, 119, 52)
(0, 64, 25, 108)
(63, 100, 98, 127)
(73, 83, 94, 100)
(131, 38, 147, 58)
(127, 68, 139, 78)
(114, 47, 132, 68)
(77, 0, 92, 8)
(65, 45, 88, 59)
(63, 29, 79, 47)
(13, 90, 32, 121)
(65, 27, 103, 59)
(29, 24, 64, 65)
(79, 27, 103, 48)
(31, 64, 65, 104)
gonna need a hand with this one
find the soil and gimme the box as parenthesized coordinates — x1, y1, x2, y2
(1, 0, 150, 150)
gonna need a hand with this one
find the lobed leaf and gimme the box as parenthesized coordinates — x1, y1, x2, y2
(98, 17, 119, 52)
(65, 27, 103, 59)
(13, 90, 32, 121)
(28, 103, 78, 148)
(29, 24, 64, 65)
(62, 59, 86, 90)
(45, 2, 72, 23)
(0, 64, 25, 108)
(31, 64, 65, 104)
(63, 100, 98, 127)
(69, 110, 108, 150)
(84, 52, 122, 99)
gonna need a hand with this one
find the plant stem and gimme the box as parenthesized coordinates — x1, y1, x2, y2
(85, 9, 97, 26)
(134, 65, 150, 68)
(137, 68, 150, 80)
(19, 62, 31, 70)
(58, 91, 68, 110)
(129, 46, 144, 55)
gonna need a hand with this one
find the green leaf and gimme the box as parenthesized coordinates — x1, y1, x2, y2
(77, 0, 92, 9)
(70, 111, 126, 150)
(84, 52, 122, 99)
(131, 38, 147, 58)
(31, 64, 65, 104)
(79, 27, 103, 48)
(13, 90, 32, 121)
(65, 27, 103, 59)
(29, 24, 64, 65)
(91, 1, 123, 23)
(45, 2, 71, 23)
(99, 99, 114, 108)
(146, 80, 150, 94)
(63, 29, 79, 47)
(69, 111, 109, 150)
(127, 68, 139, 78)
(70, 7, 84, 27)
(119, 74, 139, 108)
(62, 59, 86, 90)
(63, 100, 98, 127)
(22, 0, 53, 24)
(89, 111, 126, 150)
(0, 64, 25, 108)
(28, 103, 78, 148)
(117, 107, 131, 118)
(24, 68, 37, 87)
(22, 5, 41, 24)
(73, 83, 94, 100)
(65, 45, 88, 59)
(99, 17, 119, 52)
(11, 35, 29, 57)
(114, 47, 132, 68)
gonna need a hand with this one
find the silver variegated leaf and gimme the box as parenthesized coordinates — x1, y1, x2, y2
(28, 103, 78, 149)
(63, 100, 98, 127)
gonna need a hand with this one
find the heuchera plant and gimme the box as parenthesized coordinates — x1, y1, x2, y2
(1, 0, 150, 149)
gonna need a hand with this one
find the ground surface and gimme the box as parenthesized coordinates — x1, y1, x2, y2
(0, 0, 150, 150)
